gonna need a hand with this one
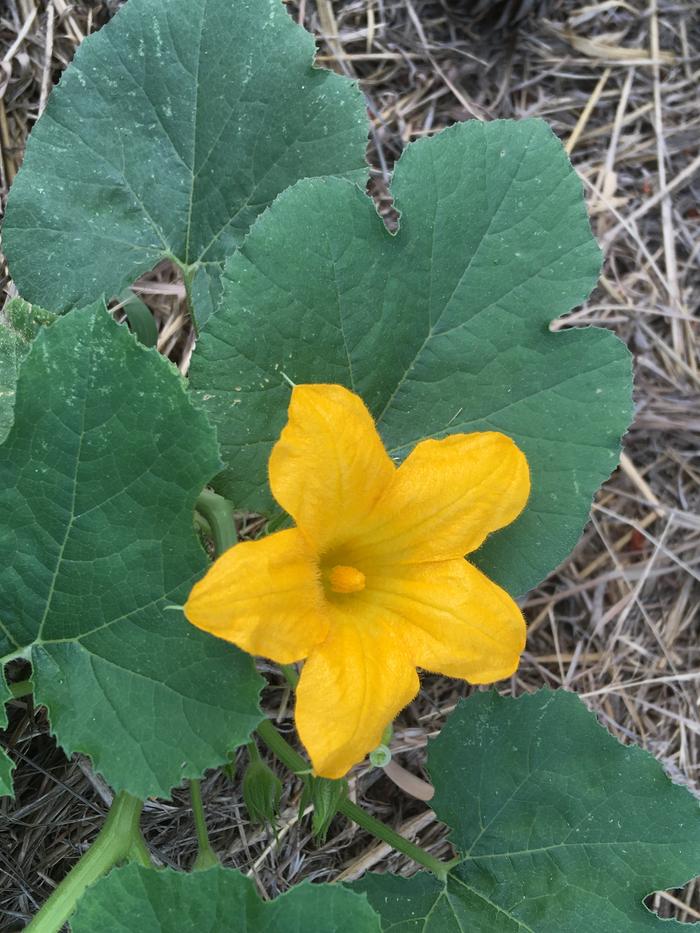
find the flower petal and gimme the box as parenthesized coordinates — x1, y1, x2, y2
(366, 558, 525, 682)
(295, 604, 419, 778)
(184, 529, 328, 664)
(268, 384, 395, 553)
(343, 432, 529, 565)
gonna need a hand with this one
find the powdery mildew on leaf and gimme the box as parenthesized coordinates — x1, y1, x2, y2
(0, 305, 262, 798)
(3, 0, 369, 325)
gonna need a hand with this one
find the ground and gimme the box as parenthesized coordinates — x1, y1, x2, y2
(0, 0, 698, 927)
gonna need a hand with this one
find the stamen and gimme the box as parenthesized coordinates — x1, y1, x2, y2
(329, 564, 366, 594)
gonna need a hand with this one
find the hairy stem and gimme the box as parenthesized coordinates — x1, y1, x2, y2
(189, 779, 220, 870)
(256, 718, 452, 881)
(25, 792, 145, 933)
(195, 488, 238, 553)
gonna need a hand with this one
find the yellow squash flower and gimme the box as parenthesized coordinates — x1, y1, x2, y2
(185, 385, 530, 779)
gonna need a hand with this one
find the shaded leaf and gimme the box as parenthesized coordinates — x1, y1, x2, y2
(0, 305, 262, 798)
(190, 119, 632, 595)
(356, 690, 700, 932)
(0, 668, 14, 796)
(72, 865, 382, 932)
(3, 0, 369, 325)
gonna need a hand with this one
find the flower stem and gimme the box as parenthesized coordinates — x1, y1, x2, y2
(195, 489, 238, 553)
(256, 718, 452, 882)
(25, 792, 145, 933)
(189, 780, 220, 870)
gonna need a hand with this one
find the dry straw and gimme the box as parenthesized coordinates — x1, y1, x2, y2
(0, 0, 698, 926)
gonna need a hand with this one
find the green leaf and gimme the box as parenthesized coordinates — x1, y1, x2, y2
(0, 667, 15, 796)
(356, 690, 700, 932)
(0, 304, 262, 798)
(3, 0, 369, 325)
(2, 297, 57, 341)
(0, 324, 26, 446)
(190, 119, 633, 595)
(0, 298, 57, 443)
(72, 865, 382, 932)
(120, 290, 158, 347)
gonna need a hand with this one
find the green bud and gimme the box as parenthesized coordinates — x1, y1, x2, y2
(369, 743, 392, 768)
(242, 745, 282, 830)
(301, 775, 348, 843)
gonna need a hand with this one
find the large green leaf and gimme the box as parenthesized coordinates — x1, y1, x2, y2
(356, 690, 700, 932)
(0, 305, 262, 798)
(72, 865, 382, 932)
(3, 0, 369, 325)
(190, 119, 633, 595)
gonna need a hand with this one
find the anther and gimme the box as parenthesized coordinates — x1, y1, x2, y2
(329, 565, 366, 594)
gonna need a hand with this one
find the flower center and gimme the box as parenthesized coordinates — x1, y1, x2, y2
(329, 564, 366, 594)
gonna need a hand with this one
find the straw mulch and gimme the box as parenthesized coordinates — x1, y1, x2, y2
(0, 0, 698, 927)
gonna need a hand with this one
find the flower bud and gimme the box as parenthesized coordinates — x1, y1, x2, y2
(242, 747, 282, 830)
(300, 775, 348, 843)
(369, 722, 394, 767)
(369, 744, 392, 767)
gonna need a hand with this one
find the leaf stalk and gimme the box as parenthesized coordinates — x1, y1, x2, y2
(189, 779, 220, 870)
(25, 792, 146, 933)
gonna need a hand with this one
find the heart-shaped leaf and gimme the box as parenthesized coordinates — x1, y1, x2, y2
(3, 0, 369, 325)
(72, 865, 382, 932)
(0, 305, 262, 798)
(356, 690, 700, 932)
(190, 119, 633, 595)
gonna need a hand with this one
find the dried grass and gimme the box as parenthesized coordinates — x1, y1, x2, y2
(0, 0, 698, 927)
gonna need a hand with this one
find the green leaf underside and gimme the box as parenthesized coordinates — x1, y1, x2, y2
(72, 865, 382, 932)
(190, 119, 633, 596)
(0, 305, 262, 798)
(356, 690, 700, 932)
(0, 667, 14, 795)
(3, 0, 369, 325)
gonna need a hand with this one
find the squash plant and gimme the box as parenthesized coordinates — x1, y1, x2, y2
(1, 1, 698, 930)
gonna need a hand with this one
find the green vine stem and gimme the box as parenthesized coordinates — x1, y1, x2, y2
(195, 488, 238, 553)
(179, 261, 199, 336)
(280, 664, 299, 688)
(189, 779, 220, 870)
(256, 718, 454, 882)
(25, 792, 146, 933)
